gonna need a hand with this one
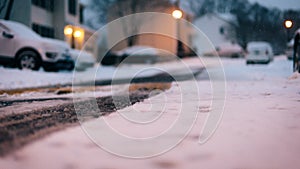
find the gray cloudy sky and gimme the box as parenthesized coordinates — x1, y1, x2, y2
(248, 0, 300, 10)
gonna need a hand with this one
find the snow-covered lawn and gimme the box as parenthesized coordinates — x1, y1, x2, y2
(1, 56, 300, 169)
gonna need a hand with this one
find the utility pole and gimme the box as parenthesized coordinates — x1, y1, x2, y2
(173, 0, 184, 58)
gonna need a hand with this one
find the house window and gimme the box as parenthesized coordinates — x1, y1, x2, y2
(32, 0, 54, 12)
(32, 23, 55, 38)
(68, 0, 77, 15)
(79, 5, 84, 24)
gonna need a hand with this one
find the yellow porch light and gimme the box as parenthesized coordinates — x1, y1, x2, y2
(73, 30, 82, 38)
(64, 26, 73, 35)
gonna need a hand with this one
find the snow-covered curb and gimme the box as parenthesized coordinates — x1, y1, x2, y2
(0, 57, 205, 90)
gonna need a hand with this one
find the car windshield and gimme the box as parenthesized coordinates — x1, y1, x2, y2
(0, 20, 41, 38)
(249, 49, 263, 55)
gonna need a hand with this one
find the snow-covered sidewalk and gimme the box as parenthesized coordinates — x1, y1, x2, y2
(1, 56, 300, 169)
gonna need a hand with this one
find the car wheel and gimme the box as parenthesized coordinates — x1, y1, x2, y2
(17, 51, 41, 70)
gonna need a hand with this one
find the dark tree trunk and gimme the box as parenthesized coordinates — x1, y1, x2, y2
(4, 0, 14, 20)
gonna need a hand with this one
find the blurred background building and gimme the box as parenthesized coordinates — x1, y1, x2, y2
(105, 0, 194, 60)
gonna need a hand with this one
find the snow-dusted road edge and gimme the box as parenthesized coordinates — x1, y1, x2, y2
(0, 57, 205, 90)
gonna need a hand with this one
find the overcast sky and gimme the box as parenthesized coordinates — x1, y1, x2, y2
(248, 0, 300, 10)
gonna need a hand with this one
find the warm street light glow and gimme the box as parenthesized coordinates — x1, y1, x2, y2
(172, 9, 183, 19)
(64, 25, 83, 48)
(73, 30, 82, 38)
(64, 26, 73, 35)
(284, 20, 293, 29)
(64, 26, 82, 38)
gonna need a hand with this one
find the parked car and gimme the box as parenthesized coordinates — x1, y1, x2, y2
(204, 42, 244, 58)
(101, 45, 166, 65)
(246, 41, 273, 64)
(101, 51, 125, 66)
(0, 20, 74, 71)
(70, 49, 95, 71)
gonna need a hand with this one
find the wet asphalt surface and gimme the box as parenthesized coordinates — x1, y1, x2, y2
(0, 89, 154, 156)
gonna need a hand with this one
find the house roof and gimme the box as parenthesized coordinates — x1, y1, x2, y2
(79, 0, 89, 6)
(195, 13, 238, 26)
(216, 13, 238, 26)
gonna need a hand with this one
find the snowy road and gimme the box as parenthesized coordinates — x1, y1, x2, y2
(0, 56, 300, 169)
(0, 83, 172, 156)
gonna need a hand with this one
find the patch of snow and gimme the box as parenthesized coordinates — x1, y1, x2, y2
(0, 20, 41, 39)
(289, 72, 300, 80)
(0, 67, 72, 90)
(115, 46, 159, 56)
(217, 13, 238, 26)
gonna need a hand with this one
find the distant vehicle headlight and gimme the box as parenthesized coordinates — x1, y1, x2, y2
(45, 52, 58, 59)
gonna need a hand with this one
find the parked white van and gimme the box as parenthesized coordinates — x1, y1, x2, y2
(246, 41, 273, 64)
(0, 20, 74, 71)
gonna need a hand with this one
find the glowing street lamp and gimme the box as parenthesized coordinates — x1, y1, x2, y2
(284, 20, 293, 29)
(172, 6, 184, 57)
(64, 26, 73, 35)
(172, 9, 182, 19)
(73, 30, 82, 38)
(64, 25, 82, 49)
(284, 19, 293, 42)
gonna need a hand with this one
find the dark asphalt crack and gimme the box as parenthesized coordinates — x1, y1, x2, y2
(0, 98, 71, 108)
